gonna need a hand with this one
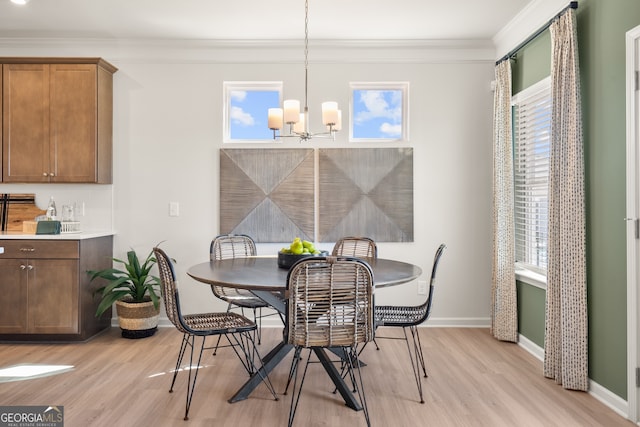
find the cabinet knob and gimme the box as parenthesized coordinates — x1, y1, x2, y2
(50, 173, 55, 177)
(20, 264, 26, 270)
(27, 265, 33, 271)
(43, 172, 48, 177)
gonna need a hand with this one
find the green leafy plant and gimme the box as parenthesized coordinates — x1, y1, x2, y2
(89, 248, 161, 317)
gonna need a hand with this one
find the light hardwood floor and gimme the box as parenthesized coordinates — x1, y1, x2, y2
(0, 327, 634, 427)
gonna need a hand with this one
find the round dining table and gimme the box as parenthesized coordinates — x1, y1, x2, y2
(187, 255, 423, 410)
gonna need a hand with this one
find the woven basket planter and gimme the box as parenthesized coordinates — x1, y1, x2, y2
(115, 297, 160, 339)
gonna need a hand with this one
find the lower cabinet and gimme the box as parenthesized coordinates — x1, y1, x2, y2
(0, 236, 113, 341)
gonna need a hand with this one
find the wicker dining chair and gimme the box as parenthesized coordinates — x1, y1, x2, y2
(153, 247, 277, 421)
(209, 234, 272, 347)
(285, 256, 375, 427)
(332, 236, 380, 350)
(374, 243, 446, 404)
(332, 236, 378, 258)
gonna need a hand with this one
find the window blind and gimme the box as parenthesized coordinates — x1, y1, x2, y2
(513, 79, 551, 273)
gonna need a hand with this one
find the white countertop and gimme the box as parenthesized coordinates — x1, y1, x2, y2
(0, 231, 115, 240)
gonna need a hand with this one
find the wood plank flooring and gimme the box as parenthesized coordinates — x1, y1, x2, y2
(0, 327, 634, 426)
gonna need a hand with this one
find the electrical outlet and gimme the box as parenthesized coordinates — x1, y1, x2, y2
(79, 202, 85, 217)
(417, 280, 428, 295)
(169, 202, 179, 217)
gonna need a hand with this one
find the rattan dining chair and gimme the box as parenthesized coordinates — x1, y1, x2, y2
(210, 234, 272, 348)
(153, 247, 277, 421)
(333, 236, 380, 350)
(332, 236, 378, 258)
(374, 243, 446, 404)
(285, 256, 375, 427)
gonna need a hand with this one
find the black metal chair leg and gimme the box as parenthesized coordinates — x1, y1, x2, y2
(347, 347, 371, 427)
(288, 349, 312, 427)
(283, 347, 303, 395)
(404, 326, 425, 404)
(184, 335, 207, 420)
(170, 334, 190, 393)
(410, 326, 428, 378)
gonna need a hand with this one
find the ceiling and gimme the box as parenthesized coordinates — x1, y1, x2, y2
(0, 0, 533, 42)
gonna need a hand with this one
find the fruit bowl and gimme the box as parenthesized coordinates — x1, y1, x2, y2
(277, 251, 313, 269)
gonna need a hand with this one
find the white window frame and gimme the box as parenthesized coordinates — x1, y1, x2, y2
(349, 82, 409, 142)
(223, 81, 282, 143)
(512, 76, 551, 289)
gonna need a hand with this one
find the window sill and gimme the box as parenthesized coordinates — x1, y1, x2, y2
(515, 264, 547, 290)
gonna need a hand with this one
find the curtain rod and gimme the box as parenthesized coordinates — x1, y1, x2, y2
(496, 1, 578, 65)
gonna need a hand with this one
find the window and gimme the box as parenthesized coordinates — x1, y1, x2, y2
(349, 82, 408, 142)
(223, 82, 282, 142)
(513, 77, 551, 275)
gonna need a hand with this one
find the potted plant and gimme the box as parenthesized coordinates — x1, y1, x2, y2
(89, 248, 161, 339)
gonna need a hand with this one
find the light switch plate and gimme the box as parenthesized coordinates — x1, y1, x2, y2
(169, 202, 179, 217)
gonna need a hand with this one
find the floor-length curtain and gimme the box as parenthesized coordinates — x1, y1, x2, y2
(544, 8, 588, 391)
(491, 60, 518, 343)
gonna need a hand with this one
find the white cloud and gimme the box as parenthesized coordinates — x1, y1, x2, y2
(379, 122, 402, 137)
(230, 106, 255, 126)
(354, 90, 401, 125)
(231, 90, 247, 102)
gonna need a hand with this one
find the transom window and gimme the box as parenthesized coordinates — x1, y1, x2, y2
(349, 82, 409, 142)
(223, 82, 282, 142)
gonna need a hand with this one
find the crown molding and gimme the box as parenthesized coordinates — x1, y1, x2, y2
(493, 0, 572, 61)
(0, 37, 496, 64)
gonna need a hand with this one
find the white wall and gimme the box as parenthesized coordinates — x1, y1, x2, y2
(0, 39, 495, 326)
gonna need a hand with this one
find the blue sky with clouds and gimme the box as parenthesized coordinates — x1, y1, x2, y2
(352, 89, 403, 139)
(229, 90, 280, 140)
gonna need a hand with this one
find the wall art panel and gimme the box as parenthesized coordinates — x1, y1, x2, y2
(220, 148, 314, 242)
(318, 148, 413, 242)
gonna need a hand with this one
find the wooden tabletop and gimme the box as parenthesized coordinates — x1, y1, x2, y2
(187, 255, 422, 291)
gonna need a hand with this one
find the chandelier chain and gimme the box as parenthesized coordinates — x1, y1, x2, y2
(304, 0, 309, 111)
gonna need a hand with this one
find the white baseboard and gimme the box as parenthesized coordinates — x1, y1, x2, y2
(517, 333, 545, 360)
(589, 380, 629, 420)
(517, 333, 630, 421)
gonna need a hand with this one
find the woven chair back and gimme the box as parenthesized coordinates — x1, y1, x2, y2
(286, 256, 375, 348)
(332, 237, 377, 258)
(153, 247, 188, 334)
(210, 234, 257, 260)
(424, 243, 446, 320)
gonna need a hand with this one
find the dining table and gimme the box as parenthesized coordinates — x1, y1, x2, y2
(187, 255, 422, 411)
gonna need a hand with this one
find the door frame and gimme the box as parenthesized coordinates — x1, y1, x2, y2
(625, 24, 640, 423)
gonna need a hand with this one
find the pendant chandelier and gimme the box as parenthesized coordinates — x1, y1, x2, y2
(267, 0, 341, 141)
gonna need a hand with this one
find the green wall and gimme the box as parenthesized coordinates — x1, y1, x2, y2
(516, 281, 545, 347)
(512, 0, 640, 400)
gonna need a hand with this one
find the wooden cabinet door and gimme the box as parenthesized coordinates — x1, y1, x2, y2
(27, 259, 79, 334)
(0, 259, 28, 333)
(50, 64, 97, 183)
(2, 64, 50, 182)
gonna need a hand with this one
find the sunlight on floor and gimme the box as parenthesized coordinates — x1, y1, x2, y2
(0, 364, 74, 383)
(148, 364, 209, 378)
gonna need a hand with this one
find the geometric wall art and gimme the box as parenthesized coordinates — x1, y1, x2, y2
(219, 148, 314, 242)
(318, 148, 413, 242)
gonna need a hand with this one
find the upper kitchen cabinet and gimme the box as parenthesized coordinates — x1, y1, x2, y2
(1, 58, 117, 183)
